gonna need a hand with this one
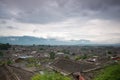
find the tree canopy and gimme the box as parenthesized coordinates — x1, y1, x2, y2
(0, 43, 11, 50)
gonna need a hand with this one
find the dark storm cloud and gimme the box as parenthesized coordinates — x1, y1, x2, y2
(0, 0, 120, 24)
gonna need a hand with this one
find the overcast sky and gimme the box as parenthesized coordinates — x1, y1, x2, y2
(0, 0, 120, 44)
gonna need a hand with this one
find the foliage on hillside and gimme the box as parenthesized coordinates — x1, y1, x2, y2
(0, 60, 13, 65)
(75, 54, 87, 61)
(0, 43, 11, 50)
(94, 64, 120, 80)
(26, 58, 40, 68)
(31, 72, 72, 80)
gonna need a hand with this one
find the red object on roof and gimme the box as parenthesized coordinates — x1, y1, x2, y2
(72, 72, 85, 80)
(112, 57, 120, 60)
(79, 75, 85, 80)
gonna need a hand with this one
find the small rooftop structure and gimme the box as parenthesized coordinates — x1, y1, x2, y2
(31, 51, 37, 54)
(56, 52, 64, 55)
(19, 55, 33, 59)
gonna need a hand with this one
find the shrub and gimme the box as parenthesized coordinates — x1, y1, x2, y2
(94, 64, 120, 80)
(31, 72, 71, 80)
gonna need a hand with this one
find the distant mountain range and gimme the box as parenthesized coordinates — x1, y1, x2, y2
(0, 36, 119, 46)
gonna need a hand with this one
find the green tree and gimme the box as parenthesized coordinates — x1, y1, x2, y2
(0, 43, 11, 50)
(49, 52, 55, 59)
(107, 51, 112, 54)
(75, 56, 81, 61)
(62, 49, 69, 54)
(75, 54, 87, 61)
(26, 58, 39, 67)
(82, 54, 87, 59)
(0, 51, 3, 57)
(31, 72, 71, 80)
(64, 55, 70, 59)
(7, 60, 13, 65)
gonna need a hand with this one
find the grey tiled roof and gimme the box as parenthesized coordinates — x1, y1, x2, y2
(51, 59, 96, 75)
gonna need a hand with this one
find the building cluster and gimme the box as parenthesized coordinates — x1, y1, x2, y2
(0, 45, 120, 80)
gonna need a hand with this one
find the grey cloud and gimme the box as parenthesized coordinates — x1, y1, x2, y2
(0, 25, 18, 30)
(6, 26, 18, 29)
(33, 29, 39, 33)
(0, 20, 7, 24)
(105, 33, 120, 36)
(0, 6, 12, 19)
(0, 0, 120, 24)
(15, 10, 66, 24)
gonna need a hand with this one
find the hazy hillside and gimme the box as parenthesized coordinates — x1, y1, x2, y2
(0, 36, 93, 45)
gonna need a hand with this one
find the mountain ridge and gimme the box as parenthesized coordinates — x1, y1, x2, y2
(0, 36, 119, 46)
